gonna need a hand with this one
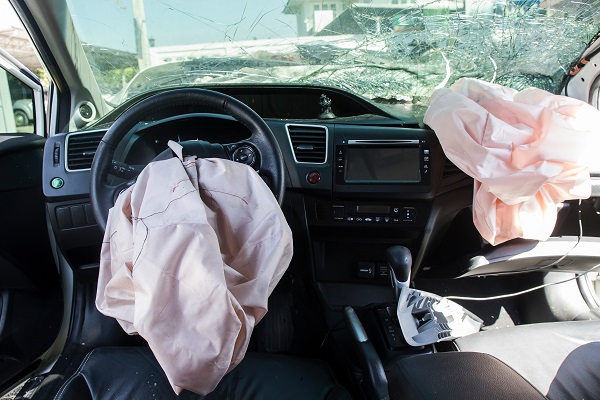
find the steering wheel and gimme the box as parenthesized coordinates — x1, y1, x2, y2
(90, 88, 285, 232)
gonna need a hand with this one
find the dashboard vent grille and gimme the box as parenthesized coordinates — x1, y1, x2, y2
(66, 132, 104, 171)
(287, 124, 327, 163)
(443, 158, 463, 177)
(315, 203, 326, 221)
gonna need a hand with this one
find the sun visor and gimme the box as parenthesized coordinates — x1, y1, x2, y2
(425, 78, 600, 245)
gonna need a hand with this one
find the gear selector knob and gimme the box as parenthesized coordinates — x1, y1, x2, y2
(386, 245, 412, 290)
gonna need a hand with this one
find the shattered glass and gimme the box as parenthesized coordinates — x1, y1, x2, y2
(67, 0, 600, 122)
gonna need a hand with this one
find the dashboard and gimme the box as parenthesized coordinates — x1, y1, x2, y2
(40, 87, 475, 306)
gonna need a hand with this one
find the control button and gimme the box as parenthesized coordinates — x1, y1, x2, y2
(357, 262, 375, 278)
(392, 207, 400, 214)
(355, 217, 363, 222)
(50, 177, 64, 189)
(423, 156, 429, 162)
(364, 217, 373, 223)
(232, 146, 256, 166)
(56, 206, 72, 229)
(402, 207, 416, 222)
(84, 203, 96, 225)
(383, 216, 391, 223)
(337, 149, 344, 155)
(377, 263, 389, 278)
(423, 149, 430, 155)
(70, 205, 86, 227)
(336, 156, 343, 162)
(53, 143, 60, 166)
(374, 216, 381, 223)
(332, 205, 344, 220)
(392, 217, 400, 223)
(423, 164, 429, 170)
(346, 216, 355, 222)
(307, 171, 321, 184)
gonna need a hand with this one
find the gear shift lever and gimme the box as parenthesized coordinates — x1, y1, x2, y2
(386, 245, 412, 301)
(385, 246, 483, 347)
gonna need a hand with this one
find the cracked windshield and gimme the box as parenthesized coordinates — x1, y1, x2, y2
(68, 0, 600, 122)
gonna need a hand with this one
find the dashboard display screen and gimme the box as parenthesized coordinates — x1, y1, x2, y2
(345, 147, 421, 183)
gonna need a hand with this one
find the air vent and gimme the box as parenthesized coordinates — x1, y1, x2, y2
(66, 131, 104, 171)
(443, 158, 463, 177)
(315, 203, 326, 221)
(287, 124, 327, 164)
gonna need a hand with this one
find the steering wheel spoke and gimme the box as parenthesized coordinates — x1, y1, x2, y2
(110, 179, 136, 204)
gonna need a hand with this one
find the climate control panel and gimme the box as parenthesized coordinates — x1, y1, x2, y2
(332, 204, 416, 224)
(307, 199, 430, 230)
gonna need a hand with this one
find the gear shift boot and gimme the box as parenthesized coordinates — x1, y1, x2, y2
(397, 287, 483, 346)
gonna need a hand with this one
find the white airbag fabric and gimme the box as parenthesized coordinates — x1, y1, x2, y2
(96, 154, 293, 395)
(424, 78, 600, 245)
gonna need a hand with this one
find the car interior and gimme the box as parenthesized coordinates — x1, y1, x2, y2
(2, 1, 600, 399)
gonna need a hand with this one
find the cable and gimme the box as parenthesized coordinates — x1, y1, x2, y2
(445, 200, 594, 302)
(444, 265, 599, 301)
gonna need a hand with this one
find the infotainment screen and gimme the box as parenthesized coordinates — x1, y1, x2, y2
(345, 147, 421, 183)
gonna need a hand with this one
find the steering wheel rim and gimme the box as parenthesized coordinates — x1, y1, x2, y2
(90, 88, 285, 233)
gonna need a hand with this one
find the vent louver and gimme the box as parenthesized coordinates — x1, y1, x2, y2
(443, 158, 463, 177)
(66, 132, 104, 170)
(315, 203, 326, 221)
(287, 124, 327, 164)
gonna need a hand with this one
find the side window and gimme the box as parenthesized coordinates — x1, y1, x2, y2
(0, 66, 35, 134)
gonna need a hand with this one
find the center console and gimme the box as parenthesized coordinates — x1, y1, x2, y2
(328, 245, 482, 400)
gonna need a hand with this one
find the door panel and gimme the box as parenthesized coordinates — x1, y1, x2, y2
(0, 134, 63, 393)
(0, 48, 62, 393)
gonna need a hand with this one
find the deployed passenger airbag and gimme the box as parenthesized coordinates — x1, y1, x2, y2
(425, 78, 600, 245)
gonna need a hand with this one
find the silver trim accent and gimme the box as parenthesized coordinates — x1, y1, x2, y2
(285, 123, 328, 164)
(64, 130, 105, 172)
(347, 139, 420, 145)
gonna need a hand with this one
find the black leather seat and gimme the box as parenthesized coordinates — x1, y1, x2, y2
(387, 351, 546, 399)
(48, 347, 351, 400)
(454, 321, 600, 400)
(386, 321, 600, 400)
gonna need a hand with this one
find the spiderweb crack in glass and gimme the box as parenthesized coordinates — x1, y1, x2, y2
(66, 0, 600, 121)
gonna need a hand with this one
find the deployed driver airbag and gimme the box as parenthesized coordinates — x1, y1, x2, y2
(96, 153, 293, 395)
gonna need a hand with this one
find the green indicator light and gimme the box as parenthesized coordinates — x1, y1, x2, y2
(51, 177, 64, 189)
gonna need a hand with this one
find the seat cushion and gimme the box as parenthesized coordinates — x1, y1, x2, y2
(455, 321, 600, 400)
(387, 352, 545, 400)
(53, 347, 351, 400)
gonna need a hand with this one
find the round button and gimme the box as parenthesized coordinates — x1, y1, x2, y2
(306, 171, 321, 184)
(51, 177, 64, 189)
